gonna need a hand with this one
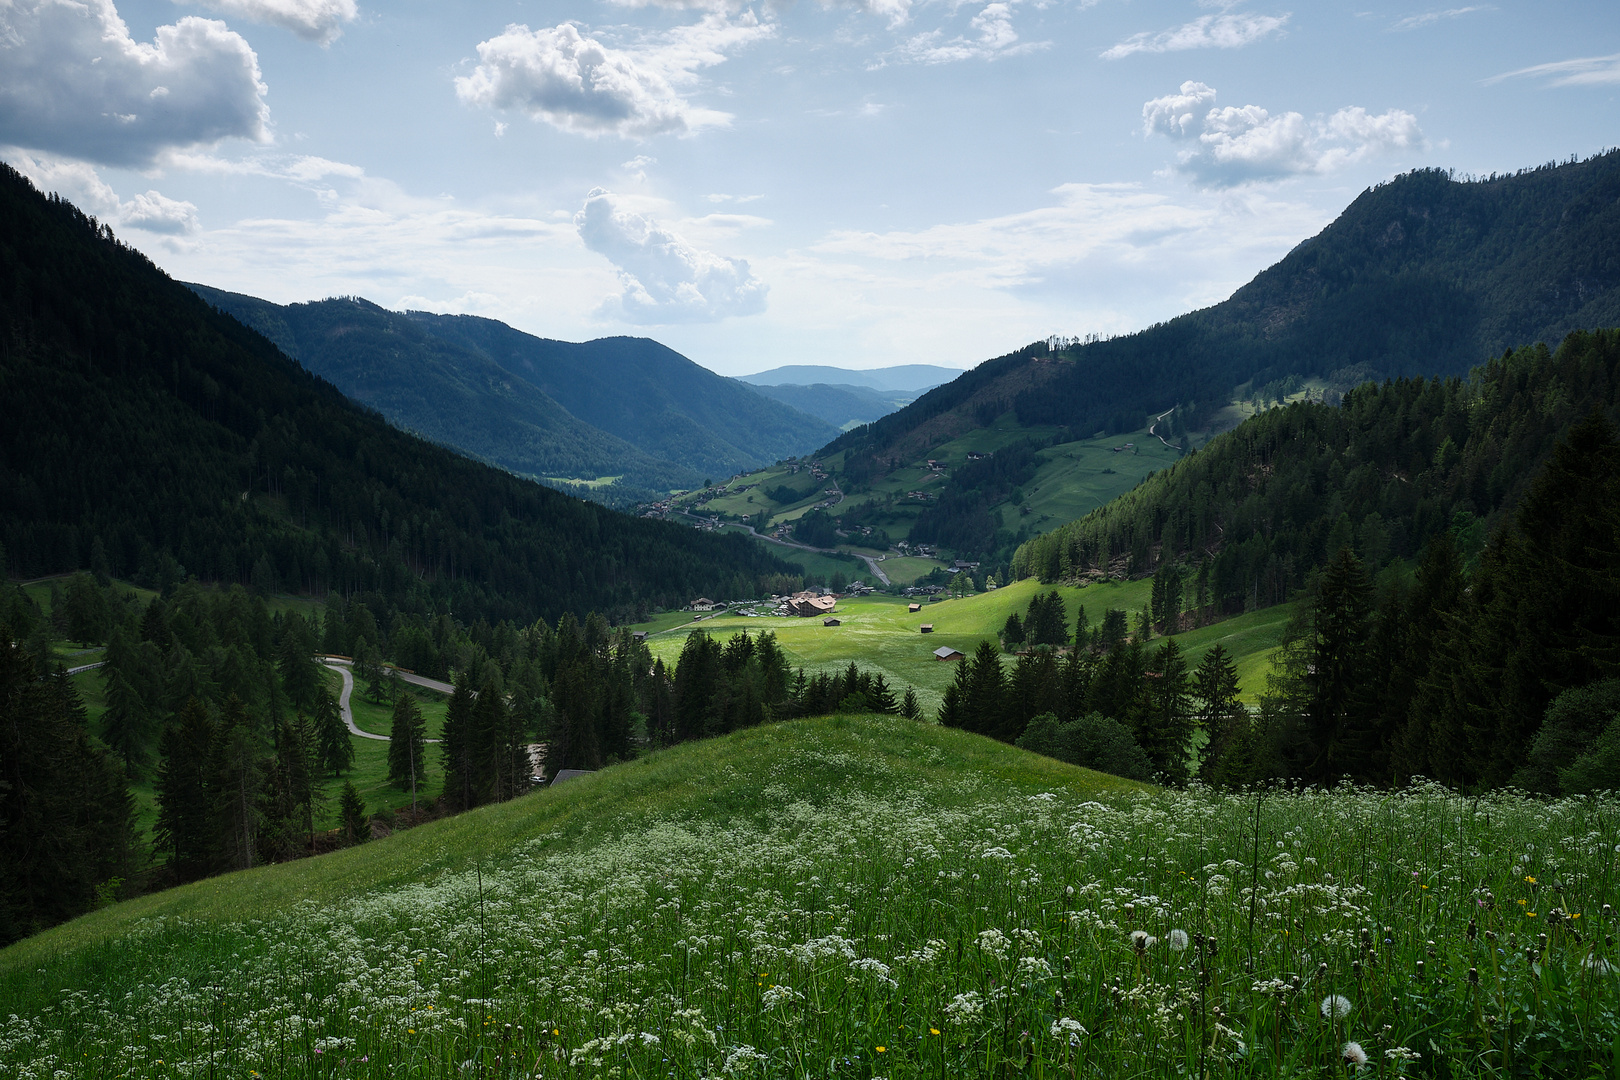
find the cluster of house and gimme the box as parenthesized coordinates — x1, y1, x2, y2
(893, 540, 938, 558)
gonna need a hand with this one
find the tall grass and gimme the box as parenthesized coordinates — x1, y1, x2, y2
(2, 716, 1615, 1078)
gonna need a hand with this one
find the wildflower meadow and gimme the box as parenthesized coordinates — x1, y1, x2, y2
(2, 716, 1617, 1078)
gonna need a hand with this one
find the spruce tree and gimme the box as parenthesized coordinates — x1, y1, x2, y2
(963, 640, 1008, 736)
(313, 685, 353, 775)
(1193, 644, 1245, 783)
(1139, 638, 1193, 784)
(901, 686, 920, 720)
(388, 695, 428, 808)
(154, 697, 220, 882)
(440, 672, 478, 810)
(1304, 547, 1375, 783)
(339, 781, 367, 845)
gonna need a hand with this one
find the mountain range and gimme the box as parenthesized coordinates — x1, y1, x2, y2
(0, 164, 794, 622)
(189, 288, 843, 505)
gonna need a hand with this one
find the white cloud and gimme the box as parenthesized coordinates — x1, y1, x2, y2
(1391, 7, 1487, 32)
(1486, 52, 1620, 88)
(1142, 80, 1217, 137)
(575, 188, 768, 323)
(894, 2, 1044, 64)
(454, 14, 771, 139)
(121, 189, 202, 233)
(1103, 12, 1289, 60)
(1141, 83, 1424, 187)
(179, 0, 358, 45)
(0, 0, 269, 167)
(5, 149, 199, 234)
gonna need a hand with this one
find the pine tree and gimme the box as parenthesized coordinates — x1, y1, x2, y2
(277, 615, 322, 713)
(1304, 547, 1375, 783)
(338, 781, 367, 845)
(901, 686, 920, 720)
(868, 674, 899, 714)
(388, 695, 428, 809)
(1138, 638, 1194, 784)
(313, 685, 353, 775)
(1193, 644, 1245, 783)
(100, 627, 154, 777)
(154, 697, 220, 882)
(440, 672, 478, 810)
(963, 640, 1008, 736)
(213, 695, 263, 872)
(1001, 612, 1026, 650)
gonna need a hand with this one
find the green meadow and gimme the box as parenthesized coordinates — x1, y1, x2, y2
(634, 577, 1297, 716)
(3, 714, 1614, 1079)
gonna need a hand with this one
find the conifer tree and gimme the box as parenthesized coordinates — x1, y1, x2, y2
(1193, 644, 1245, 783)
(313, 685, 353, 775)
(339, 781, 367, 845)
(440, 672, 478, 810)
(963, 640, 1007, 736)
(901, 686, 920, 720)
(1304, 547, 1375, 783)
(213, 695, 262, 872)
(1138, 638, 1193, 784)
(388, 695, 428, 809)
(154, 697, 220, 882)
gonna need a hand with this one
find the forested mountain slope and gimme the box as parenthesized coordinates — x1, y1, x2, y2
(832, 150, 1620, 464)
(743, 381, 920, 428)
(402, 313, 841, 480)
(0, 166, 792, 622)
(188, 287, 701, 502)
(1013, 329, 1620, 614)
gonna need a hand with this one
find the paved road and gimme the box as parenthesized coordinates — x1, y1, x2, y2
(1148, 408, 1177, 450)
(66, 660, 107, 676)
(321, 659, 442, 743)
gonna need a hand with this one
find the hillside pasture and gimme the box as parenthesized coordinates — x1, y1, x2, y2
(3, 715, 1613, 1079)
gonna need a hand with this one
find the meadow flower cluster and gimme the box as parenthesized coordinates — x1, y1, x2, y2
(3, 718, 1618, 1078)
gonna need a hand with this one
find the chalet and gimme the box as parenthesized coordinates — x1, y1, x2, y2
(933, 646, 965, 661)
(823, 618, 841, 627)
(788, 591, 838, 617)
(920, 624, 934, 634)
(690, 597, 717, 611)
(908, 603, 922, 612)
(631, 631, 649, 643)
(965, 451, 988, 461)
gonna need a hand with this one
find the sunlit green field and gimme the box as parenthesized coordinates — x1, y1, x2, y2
(4, 715, 1614, 1079)
(634, 577, 1296, 716)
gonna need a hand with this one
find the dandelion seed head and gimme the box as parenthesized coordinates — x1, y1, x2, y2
(1168, 929, 1189, 952)
(1321, 994, 1352, 1019)
(1342, 1041, 1367, 1065)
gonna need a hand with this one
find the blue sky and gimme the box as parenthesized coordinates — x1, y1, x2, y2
(3, 1, 1616, 375)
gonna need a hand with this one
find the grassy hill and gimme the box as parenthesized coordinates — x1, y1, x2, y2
(3, 714, 1612, 1078)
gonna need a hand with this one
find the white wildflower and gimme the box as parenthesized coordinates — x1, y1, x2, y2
(944, 991, 984, 1025)
(1342, 1041, 1368, 1066)
(760, 984, 799, 1009)
(1321, 994, 1352, 1019)
(1167, 929, 1189, 952)
(1385, 1046, 1421, 1063)
(977, 928, 1011, 961)
(722, 1044, 768, 1075)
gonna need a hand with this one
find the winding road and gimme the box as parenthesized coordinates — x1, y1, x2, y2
(320, 657, 444, 743)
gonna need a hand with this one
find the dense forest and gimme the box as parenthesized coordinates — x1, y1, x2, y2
(959, 400, 1618, 793)
(1013, 329, 1620, 615)
(0, 571, 905, 945)
(0, 165, 797, 624)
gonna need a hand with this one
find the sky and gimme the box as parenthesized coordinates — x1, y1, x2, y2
(2, 1, 1616, 376)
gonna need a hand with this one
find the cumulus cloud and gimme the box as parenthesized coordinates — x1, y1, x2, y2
(575, 188, 768, 323)
(1391, 7, 1487, 32)
(894, 2, 1044, 64)
(0, 0, 268, 167)
(180, 0, 358, 44)
(1141, 82, 1424, 187)
(1486, 52, 1620, 88)
(6, 149, 200, 234)
(1103, 12, 1289, 60)
(455, 14, 771, 138)
(1142, 80, 1217, 137)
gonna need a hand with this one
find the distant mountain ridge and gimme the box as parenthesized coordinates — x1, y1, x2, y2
(405, 312, 840, 480)
(742, 382, 922, 429)
(187, 287, 702, 501)
(830, 151, 1620, 467)
(189, 289, 841, 502)
(740, 364, 962, 393)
